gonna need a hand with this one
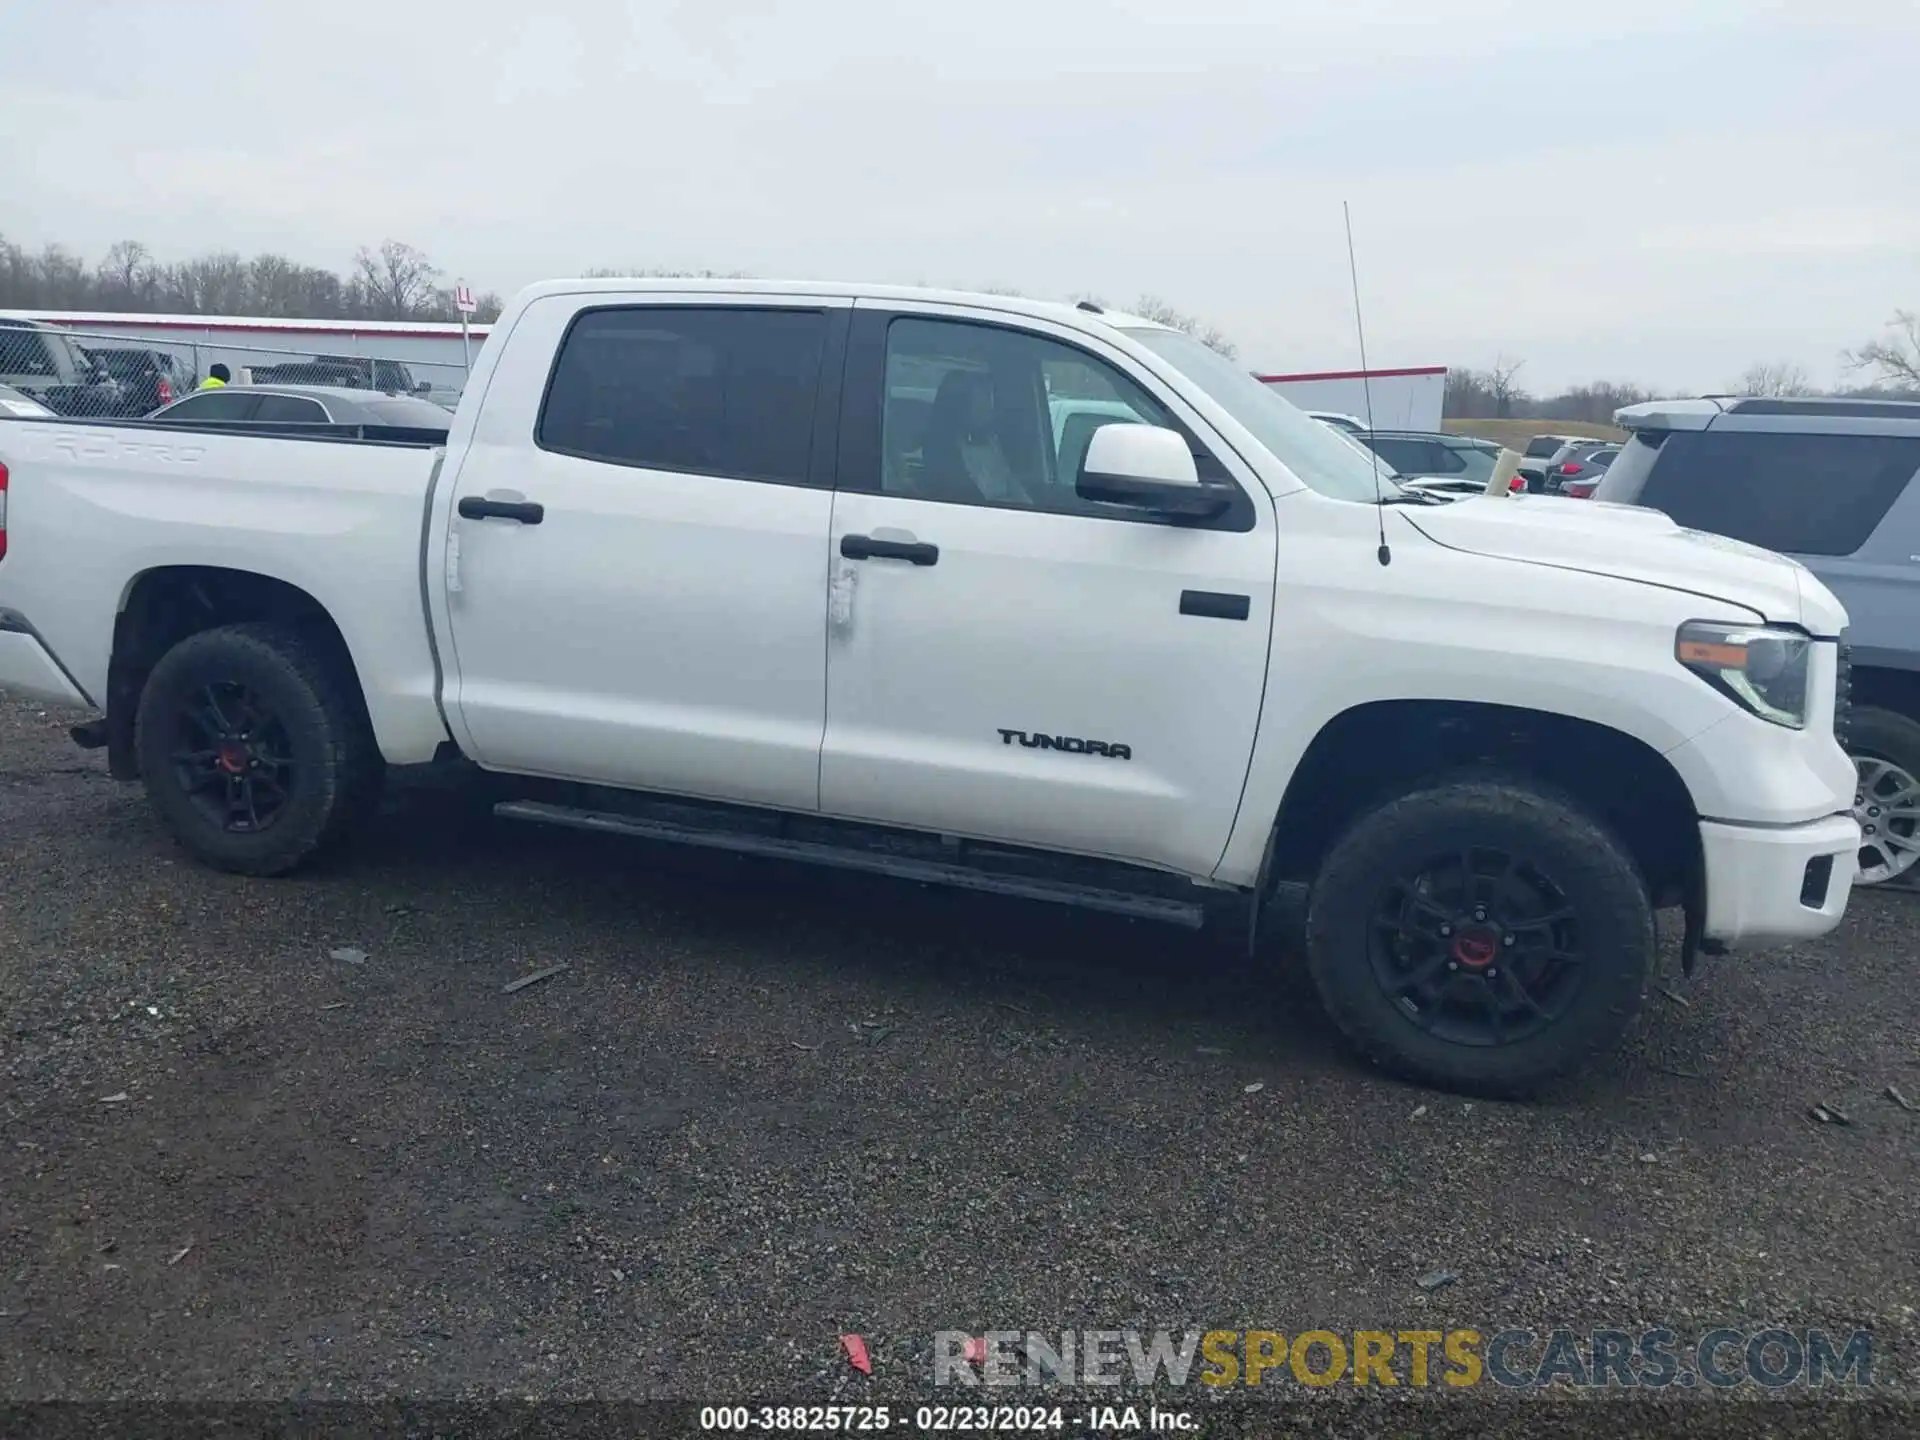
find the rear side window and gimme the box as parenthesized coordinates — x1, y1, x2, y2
(252, 394, 330, 423)
(1635, 430, 1920, 557)
(538, 306, 828, 485)
(1446, 444, 1498, 483)
(1523, 436, 1565, 458)
(155, 391, 258, 421)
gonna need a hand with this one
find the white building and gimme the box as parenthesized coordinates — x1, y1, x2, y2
(1258, 365, 1448, 432)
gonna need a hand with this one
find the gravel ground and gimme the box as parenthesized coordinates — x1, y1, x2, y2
(1, 691, 1916, 1434)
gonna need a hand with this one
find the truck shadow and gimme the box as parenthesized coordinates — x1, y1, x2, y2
(316, 769, 1687, 1101)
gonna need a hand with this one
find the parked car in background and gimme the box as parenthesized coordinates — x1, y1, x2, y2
(1552, 444, 1620, 499)
(0, 383, 57, 418)
(81, 345, 193, 416)
(1351, 429, 1504, 488)
(0, 318, 126, 416)
(1599, 395, 1920, 885)
(1306, 410, 1367, 434)
(146, 384, 455, 433)
(1516, 433, 1593, 492)
(245, 353, 433, 396)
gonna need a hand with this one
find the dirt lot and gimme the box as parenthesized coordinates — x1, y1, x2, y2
(2, 691, 1916, 1428)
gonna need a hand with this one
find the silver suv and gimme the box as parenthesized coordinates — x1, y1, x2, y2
(0, 318, 127, 416)
(1597, 395, 1920, 885)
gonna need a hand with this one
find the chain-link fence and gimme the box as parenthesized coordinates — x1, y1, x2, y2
(0, 319, 472, 420)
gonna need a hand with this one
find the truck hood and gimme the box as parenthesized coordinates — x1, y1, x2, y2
(1404, 496, 1845, 632)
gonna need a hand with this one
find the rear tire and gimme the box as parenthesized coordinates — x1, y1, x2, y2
(1304, 777, 1654, 1099)
(134, 622, 383, 876)
(1846, 706, 1920, 887)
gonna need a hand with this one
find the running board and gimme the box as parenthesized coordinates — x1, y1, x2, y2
(493, 799, 1209, 928)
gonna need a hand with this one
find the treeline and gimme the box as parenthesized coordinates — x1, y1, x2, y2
(0, 236, 504, 324)
(1447, 332, 1920, 423)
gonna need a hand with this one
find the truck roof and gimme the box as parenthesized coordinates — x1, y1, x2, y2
(506, 278, 1178, 336)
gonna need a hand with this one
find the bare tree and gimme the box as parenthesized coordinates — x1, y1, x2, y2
(1735, 360, 1811, 397)
(1844, 310, 1920, 392)
(95, 241, 157, 308)
(352, 240, 441, 320)
(30, 244, 92, 308)
(1486, 355, 1527, 418)
(1130, 295, 1237, 359)
(168, 252, 250, 314)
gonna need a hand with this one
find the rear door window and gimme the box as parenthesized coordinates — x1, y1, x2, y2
(538, 306, 829, 486)
(1634, 430, 1920, 556)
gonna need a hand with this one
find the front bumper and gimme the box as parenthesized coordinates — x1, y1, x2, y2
(0, 611, 92, 707)
(1699, 813, 1858, 949)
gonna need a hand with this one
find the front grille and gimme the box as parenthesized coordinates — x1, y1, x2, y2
(1832, 635, 1853, 746)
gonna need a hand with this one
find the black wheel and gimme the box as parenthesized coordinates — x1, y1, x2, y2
(1304, 778, 1654, 1098)
(135, 622, 383, 876)
(1846, 706, 1920, 887)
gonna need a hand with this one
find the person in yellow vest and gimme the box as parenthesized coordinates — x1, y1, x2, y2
(197, 363, 231, 391)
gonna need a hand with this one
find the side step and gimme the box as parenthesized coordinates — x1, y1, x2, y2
(493, 799, 1209, 928)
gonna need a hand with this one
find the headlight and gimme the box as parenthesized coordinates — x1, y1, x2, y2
(1676, 621, 1812, 729)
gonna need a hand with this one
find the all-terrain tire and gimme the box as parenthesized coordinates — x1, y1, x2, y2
(1845, 705, 1920, 887)
(1304, 777, 1654, 1099)
(134, 622, 384, 876)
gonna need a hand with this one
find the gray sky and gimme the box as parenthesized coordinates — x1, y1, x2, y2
(4, 0, 1916, 392)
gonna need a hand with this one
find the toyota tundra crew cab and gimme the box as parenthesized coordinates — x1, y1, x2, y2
(0, 280, 1862, 1096)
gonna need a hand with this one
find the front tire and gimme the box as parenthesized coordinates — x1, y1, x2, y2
(1304, 778, 1654, 1098)
(134, 622, 382, 876)
(1847, 706, 1920, 887)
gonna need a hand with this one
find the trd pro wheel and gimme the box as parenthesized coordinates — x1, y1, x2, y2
(134, 622, 383, 876)
(1847, 706, 1920, 887)
(1304, 778, 1654, 1098)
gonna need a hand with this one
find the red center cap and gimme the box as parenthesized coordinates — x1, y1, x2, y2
(1452, 929, 1498, 967)
(218, 744, 249, 774)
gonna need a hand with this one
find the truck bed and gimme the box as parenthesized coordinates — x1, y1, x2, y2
(0, 412, 453, 763)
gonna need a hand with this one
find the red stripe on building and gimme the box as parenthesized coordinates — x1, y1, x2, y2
(1256, 366, 1448, 383)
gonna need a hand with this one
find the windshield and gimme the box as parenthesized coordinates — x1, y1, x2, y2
(1119, 327, 1394, 502)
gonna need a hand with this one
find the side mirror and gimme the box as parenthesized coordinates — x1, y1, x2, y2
(414, 380, 432, 395)
(1076, 423, 1227, 518)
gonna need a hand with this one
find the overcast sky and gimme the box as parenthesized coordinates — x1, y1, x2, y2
(3, 0, 1915, 392)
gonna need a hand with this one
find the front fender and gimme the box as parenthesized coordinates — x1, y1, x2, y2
(1215, 533, 1749, 886)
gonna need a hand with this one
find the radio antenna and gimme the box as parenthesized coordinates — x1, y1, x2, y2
(1342, 201, 1391, 566)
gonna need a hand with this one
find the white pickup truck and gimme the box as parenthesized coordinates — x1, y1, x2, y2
(0, 280, 1862, 1095)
